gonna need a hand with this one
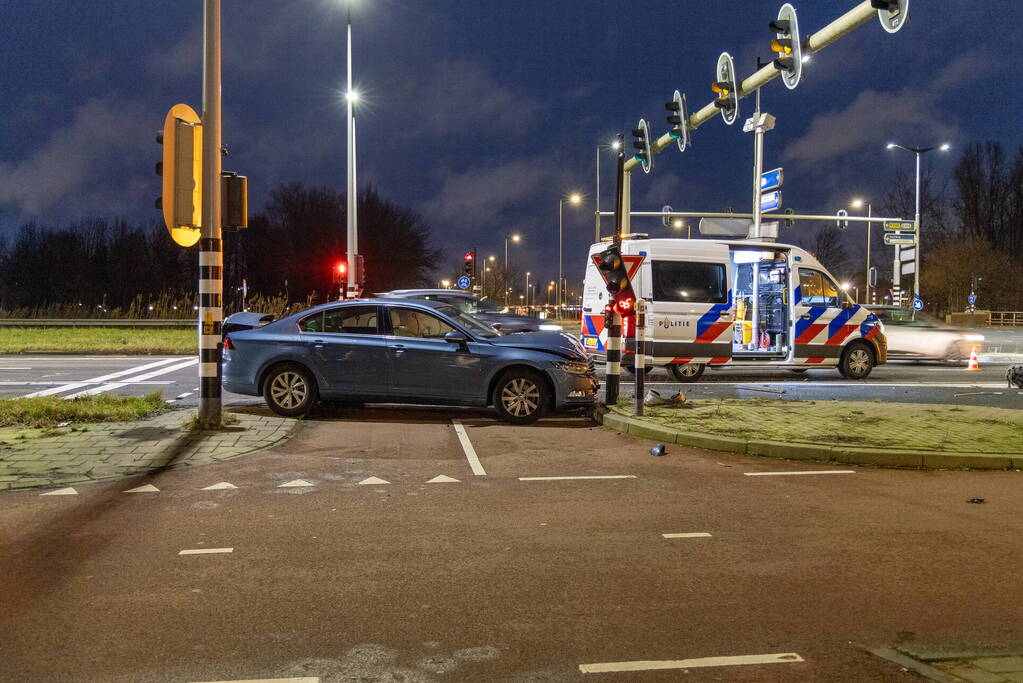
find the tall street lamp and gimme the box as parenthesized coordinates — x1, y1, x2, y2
(342, 2, 362, 300)
(851, 199, 873, 304)
(595, 140, 621, 243)
(559, 193, 582, 318)
(525, 272, 531, 311)
(886, 141, 951, 305)
(481, 255, 495, 299)
(504, 234, 521, 306)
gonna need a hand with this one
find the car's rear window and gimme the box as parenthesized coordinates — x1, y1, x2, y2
(651, 261, 727, 303)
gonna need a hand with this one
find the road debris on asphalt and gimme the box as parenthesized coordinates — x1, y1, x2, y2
(644, 389, 687, 407)
(649, 444, 666, 457)
(1007, 364, 1023, 389)
(739, 386, 787, 395)
(967, 498, 986, 504)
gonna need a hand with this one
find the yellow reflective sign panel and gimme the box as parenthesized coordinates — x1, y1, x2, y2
(161, 104, 202, 247)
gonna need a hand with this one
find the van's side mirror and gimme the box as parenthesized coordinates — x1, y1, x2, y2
(842, 299, 853, 310)
(444, 330, 468, 343)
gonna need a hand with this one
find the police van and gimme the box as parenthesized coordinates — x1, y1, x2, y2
(580, 238, 887, 381)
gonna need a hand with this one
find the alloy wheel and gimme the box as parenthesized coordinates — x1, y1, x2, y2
(270, 371, 307, 409)
(848, 349, 872, 376)
(501, 378, 540, 417)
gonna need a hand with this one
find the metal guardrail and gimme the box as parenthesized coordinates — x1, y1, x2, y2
(0, 318, 197, 329)
(990, 312, 1023, 327)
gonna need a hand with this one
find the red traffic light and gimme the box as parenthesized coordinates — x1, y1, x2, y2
(464, 252, 474, 261)
(337, 262, 347, 276)
(613, 297, 636, 317)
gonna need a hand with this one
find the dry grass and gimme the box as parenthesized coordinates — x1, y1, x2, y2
(0, 328, 196, 354)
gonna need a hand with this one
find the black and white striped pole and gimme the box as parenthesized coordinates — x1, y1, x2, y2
(604, 133, 626, 407)
(198, 0, 223, 428)
(634, 299, 647, 416)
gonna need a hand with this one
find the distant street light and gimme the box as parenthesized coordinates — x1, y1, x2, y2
(504, 235, 521, 306)
(525, 271, 531, 311)
(851, 198, 873, 304)
(886, 141, 952, 305)
(559, 193, 582, 317)
(440, 279, 450, 289)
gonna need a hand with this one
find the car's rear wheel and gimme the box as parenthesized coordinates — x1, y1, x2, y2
(263, 363, 317, 417)
(493, 368, 549, 424)
(668, 363, 705, 382)
(838, 342, 875, 379)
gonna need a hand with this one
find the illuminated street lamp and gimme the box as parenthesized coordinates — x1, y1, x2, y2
(504, 235, 521, 306)
(440, 279, 451, 289)
(559, 193, 582, 317)
(595, 140, 621, 242)
(851, 198, 874, 303)
(886, 141, 952, 305)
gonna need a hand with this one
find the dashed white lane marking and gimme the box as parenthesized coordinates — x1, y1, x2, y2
(176, 392, 193, 399)
(579, 652, 804, 674)
(0, 367, 32, 370)
(278, 479, 314, 488)
(24, 357, 184, 397)
(519, 475, 637, 481)
(40, 487, 78, 496)
(202, 482, 239, 490)
(426, 475, 460, 483)
(744, 470, 856, 477)
(662, 532, 712, 539)
(357, 476, 390, 485)
(65, 358, 198, 398)
(124, 484, 160, 493)
(179, 548, 234, 555)
(451, 419, 486, 476)
(190, 677, 319, 683)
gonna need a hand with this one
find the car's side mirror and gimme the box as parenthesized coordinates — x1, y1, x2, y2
(491, 322, 503, 331)
(443, 330, 468, 343)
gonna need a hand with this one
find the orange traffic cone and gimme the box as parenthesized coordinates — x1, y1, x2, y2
(967, 347, 980, 371)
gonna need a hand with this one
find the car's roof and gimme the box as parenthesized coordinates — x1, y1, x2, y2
(377, 289, 476, 299)
(290, 297, 449, 316)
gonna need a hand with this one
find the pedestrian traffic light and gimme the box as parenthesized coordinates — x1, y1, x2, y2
(665, 90, 691, 153)
(592, 245, 636, 313)
(770, 3, 802, 90)
(156, 103, 202, 247)
(632, 119, 652, 174)
(221, 172, 248, 230)
(711, 52, 739, 125)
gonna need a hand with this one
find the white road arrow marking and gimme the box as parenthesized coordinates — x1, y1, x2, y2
(202, 482, 239, 490)
(40, 487, 78, 496)
(124, 484, 160, 493)
(357, 476, 390, 485)
(426, 475, 460, 483)
(278, 479, 314, 488)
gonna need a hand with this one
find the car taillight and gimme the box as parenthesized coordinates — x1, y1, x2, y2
(223, 336, 235, 350)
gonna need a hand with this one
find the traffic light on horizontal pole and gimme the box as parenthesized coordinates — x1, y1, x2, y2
(632, 119, 652, 174)
(770, 3, 802, 90)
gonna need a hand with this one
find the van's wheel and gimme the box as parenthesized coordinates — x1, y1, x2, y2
(668, 363, 705, 382)
(263, 363, 317, 416)
(493, 368, 550, 424)
(838, 342, 875, 379)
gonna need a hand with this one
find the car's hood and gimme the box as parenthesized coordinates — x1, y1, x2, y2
(475, 312, 544, 324)
(486, 331, 587, 360)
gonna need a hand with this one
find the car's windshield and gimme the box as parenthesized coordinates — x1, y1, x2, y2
(435, 304, 500, 337)
(872, 308, 939, 326)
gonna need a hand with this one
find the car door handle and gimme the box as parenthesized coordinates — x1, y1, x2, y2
(719, 311, 732, 318)
(313, 338, 325, 348)
(800, 314, 812, 320)
(393, 344, 406, 354)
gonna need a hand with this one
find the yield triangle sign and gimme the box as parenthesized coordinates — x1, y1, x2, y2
(622, 254, 646, 281)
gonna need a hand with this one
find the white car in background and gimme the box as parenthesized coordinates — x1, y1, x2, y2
(870, 306, 984, 363)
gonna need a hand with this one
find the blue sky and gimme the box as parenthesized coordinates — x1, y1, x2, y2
(1, 0, 1020, 285)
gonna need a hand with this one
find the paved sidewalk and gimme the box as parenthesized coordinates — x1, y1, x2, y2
(873, 645, 1023, 682)
(0, 407, 298, 491)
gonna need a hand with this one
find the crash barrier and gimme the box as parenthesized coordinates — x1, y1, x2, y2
(947, 311, 991, 327)
(989, 311, 1023, 327)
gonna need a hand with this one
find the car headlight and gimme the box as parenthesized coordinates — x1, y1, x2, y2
(963, 333, 985, 341)
(539, 323, 563, 331)
(552, 360, 590, 375)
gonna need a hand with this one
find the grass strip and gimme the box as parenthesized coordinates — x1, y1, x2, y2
(0, 391, 168, 428)
(614, 398, 1023, 453)
(0, 327, 195, 354)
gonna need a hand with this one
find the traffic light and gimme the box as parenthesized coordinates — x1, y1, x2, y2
(592, 245, 636, 314)
(836, 209, 849, 230)
(784, 208, 795, 228)
(221, 172, 248, 230)
(156, 103, 202, 247)
(463, 251, 475, 277)
(770, 3, 802, 90)
(711, 52, 739, 125)
(665, 90, 691, 153)
(337, 261, 347, 280)
(632, 119, 652, 174)
(871, 0, 909, 34)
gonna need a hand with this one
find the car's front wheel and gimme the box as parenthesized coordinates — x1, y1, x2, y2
(263, 363, 317, 417)
(838, 342, 875, 379)
(493, 368, 550, 424)
(668, 363, 705, 382)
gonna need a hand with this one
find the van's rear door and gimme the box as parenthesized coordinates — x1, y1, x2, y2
(643, 243, 733, 367)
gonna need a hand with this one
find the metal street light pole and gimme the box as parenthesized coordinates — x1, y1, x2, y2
(504, 235, 519, 306)
(559, 194, 581, 319)
(345, 10, 358, 299)
(594, 141, 621, 243)
(852, 199, 872, 303)
(525, 272, 531, 311)
(887, 142, 951, 306)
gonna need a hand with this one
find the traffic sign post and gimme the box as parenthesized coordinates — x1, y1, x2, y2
(884, 232, 917, 246)
(456, 276, 471, 290)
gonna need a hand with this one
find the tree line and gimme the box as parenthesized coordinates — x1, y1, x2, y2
(0, 184, 440, 316)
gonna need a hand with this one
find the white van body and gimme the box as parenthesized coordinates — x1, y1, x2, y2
(580, 238, 887, 376)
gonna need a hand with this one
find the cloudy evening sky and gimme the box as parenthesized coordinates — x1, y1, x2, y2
(1, 0, 1020, 285)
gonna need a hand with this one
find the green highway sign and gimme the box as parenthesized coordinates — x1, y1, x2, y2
(884, 221, 915, 232)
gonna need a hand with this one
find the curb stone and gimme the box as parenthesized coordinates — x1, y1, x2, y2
(596, 410, 1020, 471)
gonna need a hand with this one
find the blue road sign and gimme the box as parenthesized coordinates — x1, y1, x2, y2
(913, 296, 924, 311)
(760, 167, 783, 192)
(456, 276, 471, 289)
(968, 294, 977, 306)
(760, 190, 781, 213)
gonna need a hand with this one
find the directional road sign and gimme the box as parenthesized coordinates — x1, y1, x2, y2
(760, 190, 781, 213)
(760, 167, 783, 192)
(456, 275, 471, 289)
(884, 232, 917, 246)
(884, 221, 915, 232)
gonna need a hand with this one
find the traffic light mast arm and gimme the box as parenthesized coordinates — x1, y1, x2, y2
(623, 0, 888, 173)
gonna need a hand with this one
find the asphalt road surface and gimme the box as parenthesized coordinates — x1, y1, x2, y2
(2, 354, 1021, 409)
(2, 407, 1021, 682)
